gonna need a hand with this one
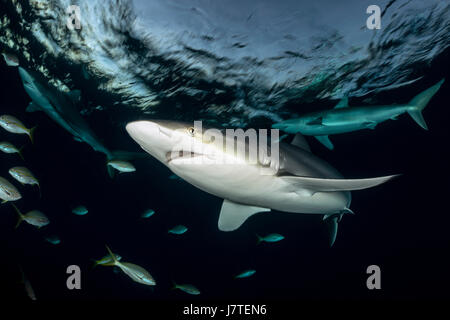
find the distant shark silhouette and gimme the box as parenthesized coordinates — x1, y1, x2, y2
(273, 79, 445, 149)
(18, 66, 145, 176)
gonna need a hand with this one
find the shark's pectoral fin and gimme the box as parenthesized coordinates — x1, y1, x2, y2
(26, 102, 40, 112)
(281, 174, 399, 192)
(314, 135, 334, 150)
(218, 200, 270, 232)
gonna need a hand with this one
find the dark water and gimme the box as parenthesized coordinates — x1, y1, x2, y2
(0, 0, 450, 313)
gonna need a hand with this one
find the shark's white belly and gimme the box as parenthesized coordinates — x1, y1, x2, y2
(169, 161, 348, 215)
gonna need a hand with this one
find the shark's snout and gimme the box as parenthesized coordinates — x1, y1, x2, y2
(18, 67, 33, 84)
(126, 121, 160, 143)
(126, 120, 178, 164)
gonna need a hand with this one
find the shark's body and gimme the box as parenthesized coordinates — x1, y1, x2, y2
(273, 79, 445, 149)
(126, 120, 397, 245)
(18, 67, 144, 175)
(18, 67, 113, 157)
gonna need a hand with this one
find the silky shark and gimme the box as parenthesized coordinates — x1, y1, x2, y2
(126, 120, 398, 246)
(17, 66, 144, 176)
(273, 79, 445, 150)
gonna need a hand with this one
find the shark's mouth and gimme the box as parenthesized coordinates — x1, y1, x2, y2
(166, 151, 205, 163)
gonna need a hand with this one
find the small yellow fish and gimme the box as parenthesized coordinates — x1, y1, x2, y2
(12, 204, 50, 229)
(0, 176, 22, 203)
(0, 115, 35, 143)
(107, 160, 136, 173)
(0, 141, 24, 159)
(8, 167, 40, 196)
(105, 245, 156, 286)
(92, 253, 122, 267)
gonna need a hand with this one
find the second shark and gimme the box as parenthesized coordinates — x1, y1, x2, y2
(273, 79, 445, 149)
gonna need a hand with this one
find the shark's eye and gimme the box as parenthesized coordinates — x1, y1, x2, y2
(187, 127, 195, 136)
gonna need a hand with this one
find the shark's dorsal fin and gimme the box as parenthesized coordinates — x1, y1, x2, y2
(26, 102, 40, 113)
(218, 200, 270, 231)
(280, 174, 399, 192)
(334, 97, 349, 109)
(275, 134, 289, 143)
(291, 133, 311, 152)
(314, 135, 334, 150)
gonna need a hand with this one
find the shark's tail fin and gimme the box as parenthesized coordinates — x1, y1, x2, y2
(407, 78, 445, 130)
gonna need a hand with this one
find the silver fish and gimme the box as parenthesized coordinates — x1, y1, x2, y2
(0, 176, 22, 203)
(19, 266, 36, 301)
(256, 233, 285, 244)
(0, 141, 24, 159)
(173, 282, 201, 295)
(8, 167, 40, 196)
(168, 225, 188, 235)
(12, 204, 50, 229)
(141, 209, 155, 218)
(72, 205, 88, 215)
(107, 160, 136, 173)
(1, 52, 19, 67)
(105, 245, 156, 286)
(235, 270, 256, 279)
(0, 115, 35, 143)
